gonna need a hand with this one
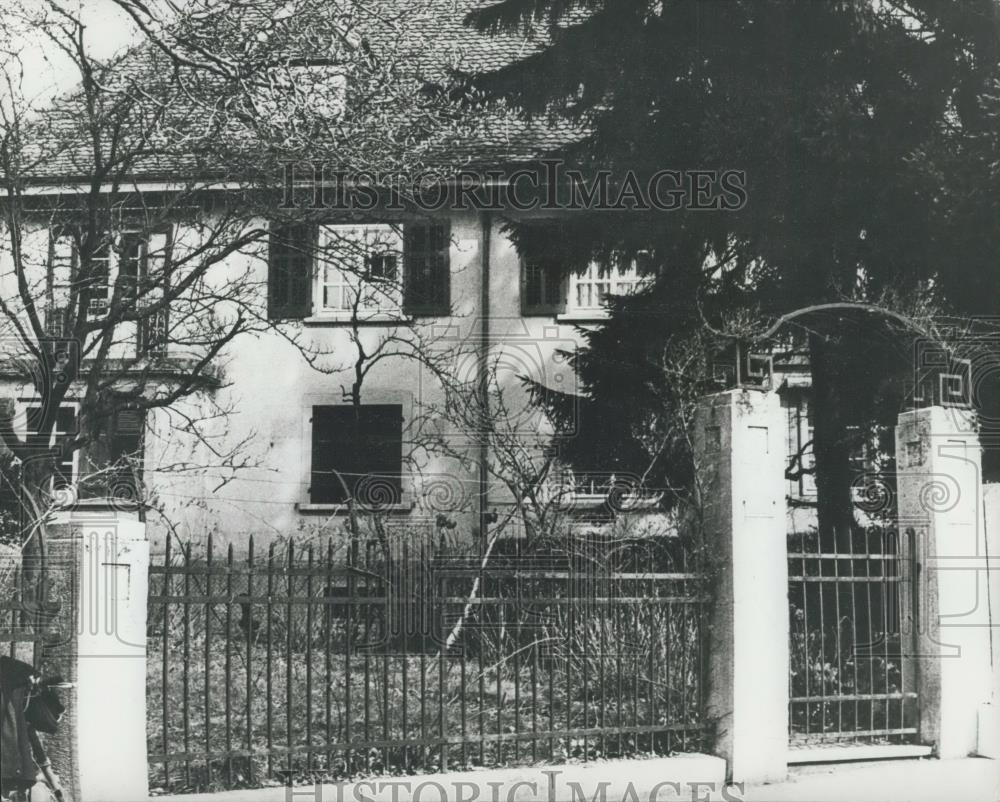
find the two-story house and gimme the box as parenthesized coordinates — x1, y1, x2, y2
(0, 0, 665, 552)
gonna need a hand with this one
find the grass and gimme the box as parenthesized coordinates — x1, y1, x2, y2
(146, 591, 707, 794)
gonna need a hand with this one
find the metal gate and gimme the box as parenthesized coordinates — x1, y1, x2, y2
(787, 525, 919, 746)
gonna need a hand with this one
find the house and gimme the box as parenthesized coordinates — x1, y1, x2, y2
(0, 0, 672, 552)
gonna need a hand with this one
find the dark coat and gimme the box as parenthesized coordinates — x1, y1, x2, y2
(0, 655, 38, 792)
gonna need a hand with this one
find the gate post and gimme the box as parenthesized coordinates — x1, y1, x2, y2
(895, 406, 993, 759)
(694, 390, 788, 783)
(42, 507, 150, 802)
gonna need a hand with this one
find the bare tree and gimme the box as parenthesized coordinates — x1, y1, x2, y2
(0, 0, 481, 560)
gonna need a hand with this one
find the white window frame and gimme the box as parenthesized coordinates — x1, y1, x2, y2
(50, 235, 75, 314)
(86, 238, 115, 314)
(313, 224, 405, 321)
(554, 468, 663, 512)
(52, 230, 146, 317)
(560, 254, 654, 320)
(21, 400, 80, 499)
(87, 233, 147, 316)
(787, 395, 816, 501)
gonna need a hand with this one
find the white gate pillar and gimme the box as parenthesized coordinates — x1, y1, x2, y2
(695, 390, 789, 783)
(44, 509, 150, 802)
(895, 406, 994, 759)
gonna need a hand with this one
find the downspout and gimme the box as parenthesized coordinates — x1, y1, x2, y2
(479, 211, 492, 550)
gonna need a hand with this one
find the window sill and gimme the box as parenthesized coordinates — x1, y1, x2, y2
(297, 501, 414, 514)
(50, 494, 142, 511)
(556, 311, 610, 323)
(555, 493, 663, 511)
(303, 313, 413, 326)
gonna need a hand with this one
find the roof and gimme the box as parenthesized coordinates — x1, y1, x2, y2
(19, 0, 584, 187)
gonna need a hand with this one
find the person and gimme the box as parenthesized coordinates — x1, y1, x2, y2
(24, 726, 64, 801)
(0, 657, 65, 801)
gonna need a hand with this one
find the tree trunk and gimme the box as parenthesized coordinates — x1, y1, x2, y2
(16, 449, 60, 668)
(809, 332, 856, 552)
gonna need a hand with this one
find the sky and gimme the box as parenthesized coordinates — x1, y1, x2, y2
(9, 0, 145, 108)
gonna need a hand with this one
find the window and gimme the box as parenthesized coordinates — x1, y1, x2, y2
(786, 396, 816, 500)
(47, 229, 77, 335)
(268, 221, 450, 321)
(521, 253, 654, 318)
(116, 234, 145, 303)
(317, 224, 403, 318)
(23, 404, 144, 502)
(47, 228, 171, 342)
(522, 259, 566, 316)
(78, 407, 144, 501)
(565, 256, 652, 317)
(310, 405, 403, 505)
(137, 309, 169, 357)
(86, 240, 113, 314)
(25, 405, 77, 490)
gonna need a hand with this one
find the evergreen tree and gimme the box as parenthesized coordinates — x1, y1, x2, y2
(466, 0, 1000, 542)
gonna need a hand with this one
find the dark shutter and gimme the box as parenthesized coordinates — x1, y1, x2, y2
(310, 405, 403, 504)
(268, 224, 314, 320)
(117, 233, 143, 303)
(26, 406, 76, 489)
(403, 221, 450, 316)
(77, 408, 144, 500)
(110, 408, 144, 499)
(521, 259, 566, 316)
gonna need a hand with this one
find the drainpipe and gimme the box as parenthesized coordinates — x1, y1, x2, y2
(479, 211, 492, 550)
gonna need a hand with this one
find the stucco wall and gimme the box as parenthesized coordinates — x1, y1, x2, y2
(0, 209, 598, 551)
(147, 211, 588, 551)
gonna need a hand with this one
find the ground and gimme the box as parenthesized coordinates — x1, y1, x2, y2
(748, 758, 998, 801)
(156, 757, 999, 802)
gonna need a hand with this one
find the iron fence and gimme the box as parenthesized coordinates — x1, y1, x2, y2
(1, 549, 52, 665)
(147, 532, 710, 794)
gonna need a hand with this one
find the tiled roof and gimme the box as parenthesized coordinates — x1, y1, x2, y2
(21, 0, 585, 185)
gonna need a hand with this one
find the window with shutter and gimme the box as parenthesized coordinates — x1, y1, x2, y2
(521, 259, 566, 316)
(78, 407, 144, 501)
(403, 221, 450, 316)
(315, 224, 403, 319)
(86, 239, 113, 315)
(310, 404, 403, 505)
(47, 229, 77, 336)
(268, 224, 314, 319)
(522, 254, 655, 319)
(25, 405, 76, 490)
(116, 234, 144, 303)
(137, 229, 172, 356)
(46, 227, 173, 343)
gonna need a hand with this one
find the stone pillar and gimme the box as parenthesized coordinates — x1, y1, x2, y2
(695, 390, 789, 783)
(895, 407, 994, 759)
(980, 483, 1000, 759)
(43, 508, 150, 802)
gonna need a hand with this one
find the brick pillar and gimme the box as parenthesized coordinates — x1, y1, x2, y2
(895, 406, 994, 759)
(695, 390, 789, 783)
(42, 507, 149, 802)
